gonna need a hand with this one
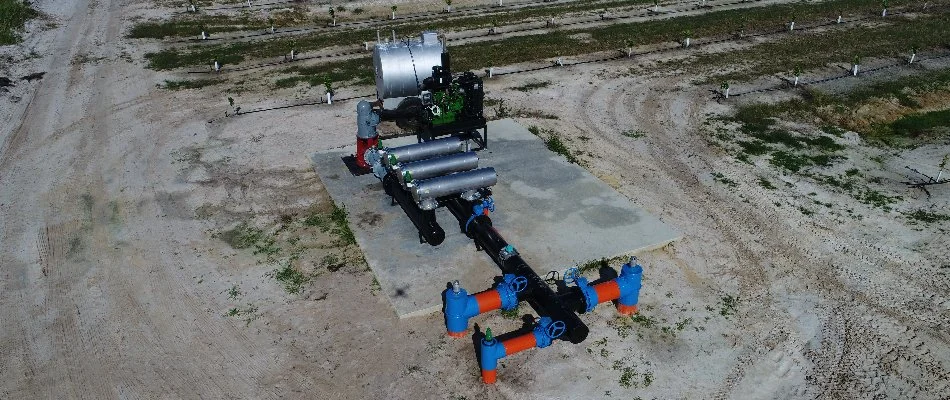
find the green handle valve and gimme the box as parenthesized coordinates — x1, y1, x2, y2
(485, 327, 494, 341)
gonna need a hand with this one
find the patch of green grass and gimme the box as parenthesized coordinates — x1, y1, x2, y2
(529, 125, 578, 164)
(622, 130, 646, 138)
(737, 139, 772, 156)
(860, 189, 900, 211)
(224, 304, 258, 325)
(903, 209, 950, 224)
(695, 12, 950, 84)
(219, 222, 264, 249)
(273, 57, 375, 89)
(304, 203, 357, 246)
(769, 151, 814, 173)
(227, 285, 241, 300)
(162, 78, 225, 90)
(711, 172, 738, 187)
(499, 306, 520, 319)
(269, 261, 309, 294)
(630, 313, 656, 328)
(758, 177, 776, 190)
(890, 109, 950, 139)
(511, 80, 551, 92)
(577, 257, 609, 274)
(129, 8, 307, 39)
(370, 276, 381, 295)
(458, 0, 887, 72)
(719, 295, 738, 318)
(150, 0, 886, 72)
(544, 134, 578, 164)
(0, 0, 39, 45)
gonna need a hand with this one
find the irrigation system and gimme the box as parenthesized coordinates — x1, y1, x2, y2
(343, 31, 644, 383)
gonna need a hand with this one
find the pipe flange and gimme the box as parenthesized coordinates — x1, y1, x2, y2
(419, 198, 439, 210)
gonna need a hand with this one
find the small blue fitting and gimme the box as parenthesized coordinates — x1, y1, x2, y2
(465, 197, 495, 232)
(616, 258, 643, 310)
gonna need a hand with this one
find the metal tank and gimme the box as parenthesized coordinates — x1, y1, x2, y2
(412, 168, 498, 202)
(374, 31, 444, 99)
(399, 152, 479, 186)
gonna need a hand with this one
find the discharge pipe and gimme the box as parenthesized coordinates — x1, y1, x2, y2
(479, 317, 565, 383)
(569, 257, 643, 315)
(443, 274, 526, 337)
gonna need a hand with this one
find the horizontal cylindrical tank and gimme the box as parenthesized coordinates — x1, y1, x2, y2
(412, 168, 497, 202)
(374, 31, 443, 99)
(384, 136, 467, 166)
(399, 152, 479, 185)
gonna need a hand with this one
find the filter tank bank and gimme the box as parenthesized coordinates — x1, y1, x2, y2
(346, 31, 645, 383)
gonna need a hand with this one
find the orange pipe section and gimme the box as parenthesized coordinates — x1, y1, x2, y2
(481, 369, 497, 384)
(503, 333, 537, 355)
(617, 303, 639, 316)
(593, 280, 621, 303)
(474, 290, 502, 313)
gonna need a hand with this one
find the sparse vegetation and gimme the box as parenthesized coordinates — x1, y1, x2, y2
(719, 295, 738, 318)
(269, 261, 309, 294)
(622, 130, 646, 139)
(511, 80, 551, 92)
(712, 172, 738, 187)
(162, 79, 225, 90)
(1, 0, 39, 45)
(303, 203, 357, 246)
(528, 125, 578, 164)
(903, 209, 950, 224)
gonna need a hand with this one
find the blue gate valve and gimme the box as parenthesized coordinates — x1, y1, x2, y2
(465, 197, 495, 232)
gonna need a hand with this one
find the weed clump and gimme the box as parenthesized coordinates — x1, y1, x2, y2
(304, 203, 356, 246)
(269, 261, 309, 294)
(0, 0, 39, 45)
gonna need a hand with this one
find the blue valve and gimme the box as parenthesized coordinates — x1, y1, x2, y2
(465, 197, 495, 232)
(533, 317, 565, 348)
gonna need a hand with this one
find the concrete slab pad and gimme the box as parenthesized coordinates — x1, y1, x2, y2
(311, 119, 680, 317)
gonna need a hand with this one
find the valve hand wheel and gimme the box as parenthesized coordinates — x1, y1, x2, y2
(512, 276, 528, 293)
(547, 321, 566, 339)
(563, 267, 580, 285)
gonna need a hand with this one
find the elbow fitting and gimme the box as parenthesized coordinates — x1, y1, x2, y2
(615, 259, 643, 315)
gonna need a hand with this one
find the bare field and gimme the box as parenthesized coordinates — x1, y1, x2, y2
(1, 0, 948, 399)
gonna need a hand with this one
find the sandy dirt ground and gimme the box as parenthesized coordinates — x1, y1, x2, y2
(2, 0, 949, 399)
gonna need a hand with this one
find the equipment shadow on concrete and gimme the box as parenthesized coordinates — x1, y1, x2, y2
(311, 119, 680, 318)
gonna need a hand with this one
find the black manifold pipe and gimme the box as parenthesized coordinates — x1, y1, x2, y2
(383, 172, 445, 246)
(444, 197, 590, 344)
